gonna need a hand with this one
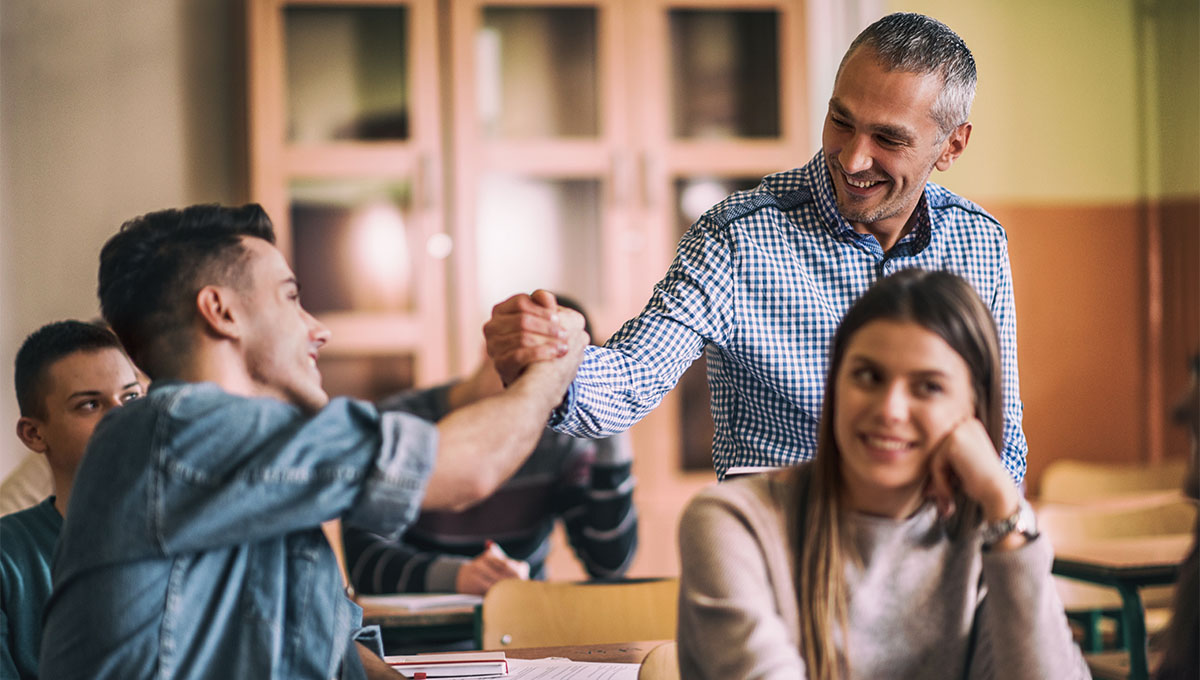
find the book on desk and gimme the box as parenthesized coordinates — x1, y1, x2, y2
(386, 651, 507, 678)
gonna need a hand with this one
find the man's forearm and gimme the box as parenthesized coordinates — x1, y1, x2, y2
(357, 641, 400, 678)
(423, 378, 559, 511)
(423, 329, 585, 512)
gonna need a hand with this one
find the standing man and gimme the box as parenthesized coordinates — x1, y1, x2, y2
(39, 203, 587, 679)
(485, 13, 1028, 482)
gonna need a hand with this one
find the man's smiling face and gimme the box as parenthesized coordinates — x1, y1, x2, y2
(235, 237, 332, 413)
(822, 47, 969, 247)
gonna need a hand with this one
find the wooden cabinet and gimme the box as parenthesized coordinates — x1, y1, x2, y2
(246, 0, 810, 476)
(248, 0, 448, 398)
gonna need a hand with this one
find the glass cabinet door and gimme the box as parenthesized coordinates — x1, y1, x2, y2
(290, 178, 417, 315)
(285, 5, 411, 143)
(477, 6, 600, 139)
(248, 0, 448, 391)
(629, 1, 811, 476)
(669, 8, 781, 140)
(449, 0, 632, 366)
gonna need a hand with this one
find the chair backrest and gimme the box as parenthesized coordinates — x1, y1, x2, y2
(638, 641, 680, 680)
(480, 578, 679, 648)
(1039, 458, 1190, 504)
(1037, 499, 1197, 544)
(321, 519, 350, 590)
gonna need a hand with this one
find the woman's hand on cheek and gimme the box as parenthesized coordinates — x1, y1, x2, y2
(927, 419, 1021, 522)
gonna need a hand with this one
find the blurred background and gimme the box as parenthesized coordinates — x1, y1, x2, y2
(1, 0, 1196, 577)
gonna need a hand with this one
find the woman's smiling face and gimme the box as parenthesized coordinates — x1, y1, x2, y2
(833, 319, 975, 518)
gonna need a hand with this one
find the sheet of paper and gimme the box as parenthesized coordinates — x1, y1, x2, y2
(503, 658, 639, 679)
(418, 658, 638, 680)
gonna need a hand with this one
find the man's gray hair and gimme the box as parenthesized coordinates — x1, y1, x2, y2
(839, 13, 976, 136)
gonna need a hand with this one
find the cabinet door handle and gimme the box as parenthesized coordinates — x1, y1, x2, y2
(419, 153, 437, 212)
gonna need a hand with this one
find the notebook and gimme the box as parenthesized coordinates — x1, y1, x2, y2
(386, 651, 508, 678)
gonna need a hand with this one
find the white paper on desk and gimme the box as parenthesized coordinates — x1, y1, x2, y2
(416, 659, 638, 680)
(502, 658, 638, 679)
(358, 593, 482, 611)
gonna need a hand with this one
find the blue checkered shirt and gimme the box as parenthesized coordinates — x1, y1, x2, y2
(552, 152, 1027, 482)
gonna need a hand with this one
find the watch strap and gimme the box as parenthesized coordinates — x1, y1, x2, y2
(980, 497, 1037, 548)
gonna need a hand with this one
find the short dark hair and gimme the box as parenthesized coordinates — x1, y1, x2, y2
(98, 203, 275, 378)
(15, 320, 125, 418)
(840, 12, 977, 135)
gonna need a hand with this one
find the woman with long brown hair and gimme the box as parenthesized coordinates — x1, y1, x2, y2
(677, 269, 1088, 679)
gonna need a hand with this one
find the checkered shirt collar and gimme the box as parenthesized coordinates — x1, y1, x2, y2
(798, 151, 933, 256)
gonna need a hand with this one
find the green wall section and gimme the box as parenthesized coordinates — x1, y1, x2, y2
(1153, 0, 1200, 198)
(886, 0, 1198, 203)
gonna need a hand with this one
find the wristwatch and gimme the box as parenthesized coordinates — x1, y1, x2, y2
(980, 497, 1039, 549)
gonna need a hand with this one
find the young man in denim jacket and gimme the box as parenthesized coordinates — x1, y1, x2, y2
(38, 204, 586, 680)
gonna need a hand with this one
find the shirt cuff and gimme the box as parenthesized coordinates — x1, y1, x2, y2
(351, 625, 385, 659)
(548, 382, 577, 428)
(344, 411, 437, 539)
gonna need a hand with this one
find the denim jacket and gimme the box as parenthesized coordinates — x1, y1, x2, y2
(40, 381, 437, 679)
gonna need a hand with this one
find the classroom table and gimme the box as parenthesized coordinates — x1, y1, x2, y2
(1052, 533, 1191, 680)
(359, 600, 478, 652)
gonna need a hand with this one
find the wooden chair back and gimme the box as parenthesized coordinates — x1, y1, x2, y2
(322, 518, 351, 591)
(637, 641, 680, 680)
(1039, 459, 1190, 504)
(1038, 500, 1197, 543)
(480, 578, 678, 648)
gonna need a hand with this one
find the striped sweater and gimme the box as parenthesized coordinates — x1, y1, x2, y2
(343, 383, 637, 593)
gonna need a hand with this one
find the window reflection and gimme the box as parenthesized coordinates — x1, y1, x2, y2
(670, 10, 780, 139)
(478, 7, 598, 138)
(474, 175, 602, 314)
(290, 180, 415, 314)
(286, 7, 410, 142)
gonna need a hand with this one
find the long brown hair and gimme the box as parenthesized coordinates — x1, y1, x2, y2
(792, 269, 1004, 679)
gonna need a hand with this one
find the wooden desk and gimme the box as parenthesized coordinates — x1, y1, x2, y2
(1052, 534, 1191, 680)
(360, 601, 479, 651)
(503, 640, 667, 664)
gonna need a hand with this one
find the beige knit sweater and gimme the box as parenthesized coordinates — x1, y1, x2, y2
(677, 467, 1091, 679)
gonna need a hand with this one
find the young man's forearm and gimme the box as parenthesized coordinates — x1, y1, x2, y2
(423, 330, 585, 511)
(357, 642, 400, 678)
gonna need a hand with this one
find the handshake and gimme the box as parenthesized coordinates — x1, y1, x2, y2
(484, 290, 590, 398)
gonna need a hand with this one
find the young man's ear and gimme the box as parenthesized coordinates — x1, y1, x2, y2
(935, 121, 972, 172)
(16, 417, 48, 454)
(195, 285, 242, 341)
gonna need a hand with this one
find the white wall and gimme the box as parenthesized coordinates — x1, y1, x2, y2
(0, 0, 240, 480)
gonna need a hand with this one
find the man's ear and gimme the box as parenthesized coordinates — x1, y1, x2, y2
(16, 417, 48, 454)
(195, 285, 242, 341)
(935, 122, 972, 172)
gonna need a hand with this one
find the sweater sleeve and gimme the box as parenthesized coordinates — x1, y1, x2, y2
(968, 535, 1091, 680)
(559, 433, 638, 578)
(677, 484, 807, 680)
(342, 525, 470, 595)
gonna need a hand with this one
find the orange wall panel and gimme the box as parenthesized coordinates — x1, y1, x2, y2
(987, 203, 1146, 490)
